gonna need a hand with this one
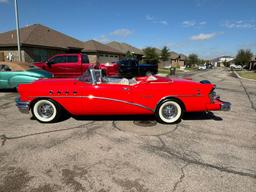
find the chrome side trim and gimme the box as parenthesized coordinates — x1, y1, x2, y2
(28, 95, 154, 112)
(15, 97, 30, 114)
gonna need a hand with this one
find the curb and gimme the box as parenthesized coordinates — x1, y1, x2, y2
(233, 71, 256, 82)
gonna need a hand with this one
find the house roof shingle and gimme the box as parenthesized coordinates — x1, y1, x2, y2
(82, 40, 123, 54)
(106, 41, 143, 55)
(0, 24, 84, 49)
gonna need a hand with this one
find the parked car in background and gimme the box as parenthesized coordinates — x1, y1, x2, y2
(230, 64, 242, 70)
(116, 58, 158, 78)
(198, 63, 213, 70)
(198, 64, 207, 70)
(0, 64, 52, 89)
(97, 62, 119, 77)
(33, 53, 119, 78)
(206, 63, 213, 69)
(16, 69, 231, 124)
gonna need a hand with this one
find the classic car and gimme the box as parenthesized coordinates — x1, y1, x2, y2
(0, 64, 53, 89)
(16, 69, 231, 124)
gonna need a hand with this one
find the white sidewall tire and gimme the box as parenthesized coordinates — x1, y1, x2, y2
(158, 101, 182, 124)
(33, 100, 57, 123)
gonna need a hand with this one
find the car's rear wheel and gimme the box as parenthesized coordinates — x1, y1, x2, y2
(156, 100, 183, 124)
(32, 99, 61, 123)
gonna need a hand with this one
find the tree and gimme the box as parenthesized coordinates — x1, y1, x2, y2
(235, 49, 253, 69)
(187, 53, 199, 67)
(125, 51, 133, 58)
(143, 47, 159, 65)
(160, 46, 170, 61)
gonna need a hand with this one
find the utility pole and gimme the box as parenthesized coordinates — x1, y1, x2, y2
(14, 0, 21, 61)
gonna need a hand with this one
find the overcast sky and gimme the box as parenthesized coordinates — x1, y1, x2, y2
(0, 0, 255, 59)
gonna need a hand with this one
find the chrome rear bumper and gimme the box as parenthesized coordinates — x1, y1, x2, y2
(16, 97, 30, 114)
(220, 101, 231, 111)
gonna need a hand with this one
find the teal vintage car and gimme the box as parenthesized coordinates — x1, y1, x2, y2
(0, 64, 53, 89)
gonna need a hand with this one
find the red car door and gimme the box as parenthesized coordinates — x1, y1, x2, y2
(46, 55, 80, 77)
(80, 82, 137, 115)
(66, 55, 81, 77)
(45, 55, 66, 77)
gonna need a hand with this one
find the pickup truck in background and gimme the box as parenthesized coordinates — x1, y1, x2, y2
(116, 58, 158, 78)
(33, 54, 157, 78)
(33, 53, 119, 78)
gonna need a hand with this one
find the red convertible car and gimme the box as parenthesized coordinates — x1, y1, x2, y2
(16, 69, 230, 123)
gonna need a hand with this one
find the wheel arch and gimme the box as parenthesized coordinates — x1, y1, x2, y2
(155, 96, 186, 112)
(30, 97, 66, 112)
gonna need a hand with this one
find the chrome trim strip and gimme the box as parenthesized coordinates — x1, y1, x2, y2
(89, 96, 154, 112)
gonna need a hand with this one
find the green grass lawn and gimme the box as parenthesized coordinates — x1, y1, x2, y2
(158, 68, 170, 74)
(158, 67, 196, 75)
(237, 71, 256, 80)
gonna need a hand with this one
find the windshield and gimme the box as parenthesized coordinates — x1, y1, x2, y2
(79, 70, 93, 83)
(78, 69, 103, 84)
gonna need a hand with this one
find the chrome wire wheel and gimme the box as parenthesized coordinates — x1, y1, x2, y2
(33, 99, 60, 123)
(161, 104, 178, 120)
(37, 103, 54, 119)
(157, 100, 182, 124)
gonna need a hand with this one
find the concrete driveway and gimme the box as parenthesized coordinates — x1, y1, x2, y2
(0, 68, 255, 192)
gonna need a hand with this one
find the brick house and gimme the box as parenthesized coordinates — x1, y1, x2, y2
(0, 24, 84, 62)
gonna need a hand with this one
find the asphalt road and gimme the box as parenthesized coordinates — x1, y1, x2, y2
(0, 68, 255, 192)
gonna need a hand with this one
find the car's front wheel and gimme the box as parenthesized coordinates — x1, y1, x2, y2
(32, 99, 61, 123)
(156, 100, 183, 124)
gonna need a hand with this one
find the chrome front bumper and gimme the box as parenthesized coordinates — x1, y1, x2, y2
(220, 101, 231, 111)
(16, 97, 30, 114)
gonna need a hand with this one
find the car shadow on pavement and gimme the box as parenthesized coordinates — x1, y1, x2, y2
(182, 112, 223, 121)
(72, 114, 156, 121)
(72, 112, 222, 122)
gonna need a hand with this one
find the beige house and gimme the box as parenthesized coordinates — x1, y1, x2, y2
(170, 52, 186, 67)
(82, 40, 123, 64)
(158, 50, 186, 68)
(0, 24, 84, 62)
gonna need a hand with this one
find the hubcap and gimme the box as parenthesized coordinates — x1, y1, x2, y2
(161, 104, 178, 120)
(37, 103, 54, 119)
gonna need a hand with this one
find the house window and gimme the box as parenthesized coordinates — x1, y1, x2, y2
(32, 48, 48, 62)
